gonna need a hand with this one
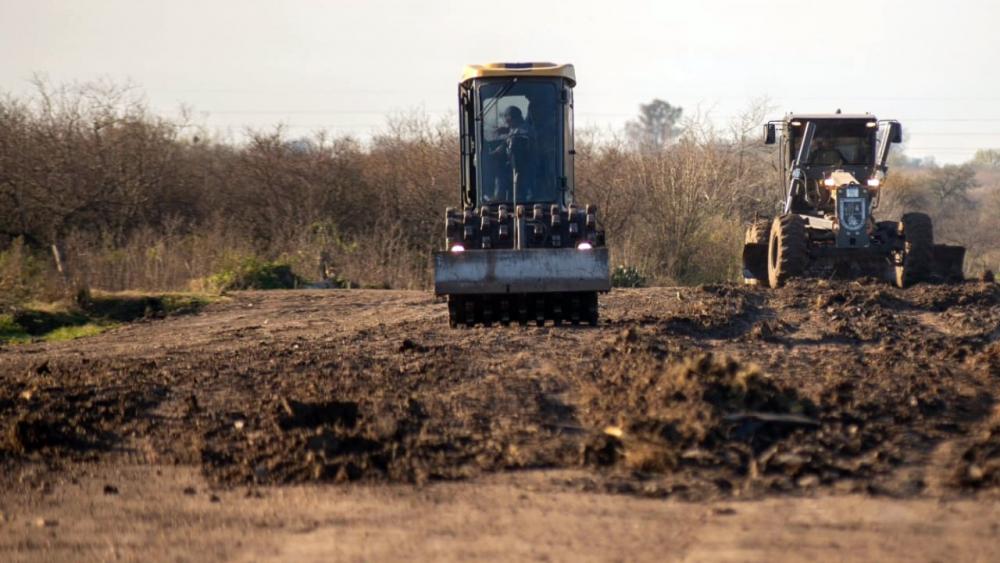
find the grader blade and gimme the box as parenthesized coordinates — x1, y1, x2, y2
(930, 245, 966, 282)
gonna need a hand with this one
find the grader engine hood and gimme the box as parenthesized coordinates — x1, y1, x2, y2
(434, 247, 610, 295)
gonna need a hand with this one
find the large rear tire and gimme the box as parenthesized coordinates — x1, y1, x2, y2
(743, 218, 772, 286)
(767, 214, 808, 288)
(745, 218, 771, 245)
(895, 212, 933, 288)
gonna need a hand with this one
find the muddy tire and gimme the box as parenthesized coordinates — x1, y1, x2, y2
(586, 292, 599, 326)
(448, 296, 460, 328)
(895, 212, 933, 288)
(767, 214, 808, 288)
(743, 218, 773, 286)
(745, 218, 771, 245)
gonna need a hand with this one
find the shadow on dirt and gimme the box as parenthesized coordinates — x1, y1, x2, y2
(2, 382, 164, 458)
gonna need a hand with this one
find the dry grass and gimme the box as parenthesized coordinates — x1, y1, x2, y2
(1, 81, 997, 299)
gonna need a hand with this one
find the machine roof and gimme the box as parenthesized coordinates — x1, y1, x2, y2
(784, 113, 877, 121)
(461, 62, 576, 86)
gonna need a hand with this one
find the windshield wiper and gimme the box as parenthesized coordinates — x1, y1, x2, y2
(476, 78, 517, 122)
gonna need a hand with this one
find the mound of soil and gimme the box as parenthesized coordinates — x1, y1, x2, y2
(2, 379, 162, 457)
(953, 420, 1000, 490)
(199, 394, 476, 485)
(0, 282, 998, 500)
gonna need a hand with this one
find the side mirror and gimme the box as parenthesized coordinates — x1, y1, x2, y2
(763, 123, 776, 145)
(889, 122, 903, 144)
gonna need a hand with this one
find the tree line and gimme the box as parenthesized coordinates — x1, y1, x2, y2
(0, 82, 996, 306)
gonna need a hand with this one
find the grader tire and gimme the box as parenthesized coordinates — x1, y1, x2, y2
(895, 212, 934, 288)
(745, 218, 772, 245)
(586, 292, 599, 326)
(767, 214, 808, 288)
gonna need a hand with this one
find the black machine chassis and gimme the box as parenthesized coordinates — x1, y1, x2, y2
(447, 291, 599, 328)
(744, 215, 964, 285)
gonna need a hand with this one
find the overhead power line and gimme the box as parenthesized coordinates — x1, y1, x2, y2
(163, 107, 1000, 123)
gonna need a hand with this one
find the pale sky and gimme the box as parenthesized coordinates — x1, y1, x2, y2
(2, 0, 998, 163)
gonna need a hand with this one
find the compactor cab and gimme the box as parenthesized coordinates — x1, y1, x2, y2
(743, 113, 965, 288)
(434, 63, 610, 327)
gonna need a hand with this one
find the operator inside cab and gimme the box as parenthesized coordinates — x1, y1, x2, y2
(790, 120, 878, 214)
(809, 135, 847, 166)
(489, 106, 536, 202)
(478, 79, 563, 205)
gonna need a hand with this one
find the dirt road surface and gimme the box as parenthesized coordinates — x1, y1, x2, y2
(2, 282, 999, 561)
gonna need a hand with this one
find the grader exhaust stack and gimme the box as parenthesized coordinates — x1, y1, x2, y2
(433, 63, 611, 326)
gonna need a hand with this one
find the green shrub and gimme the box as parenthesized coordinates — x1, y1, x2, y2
(0, 313, 112, 344)
(0, 291, 214, 344)
(0, 238, 50, 308)
(44, 323, 110, 342)
(612, 265, 647, 288)
(0, 314, 30, 343)
(76, 290, 213, 321)
(11, 309, 89, 335)
(208, 257, 302, 291)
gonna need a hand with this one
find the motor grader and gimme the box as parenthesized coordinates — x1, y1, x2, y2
(433, 63, 610, 327)
(742, 112, 965, 288)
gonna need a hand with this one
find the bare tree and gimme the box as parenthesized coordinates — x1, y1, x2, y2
(625, 99, 683, 151)
(2, 79, 997, 296)
(926, 164, 978, 207)
(972, 149, 1000, 169)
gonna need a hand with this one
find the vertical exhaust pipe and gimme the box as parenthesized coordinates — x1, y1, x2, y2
(784, 121, 815, 214)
